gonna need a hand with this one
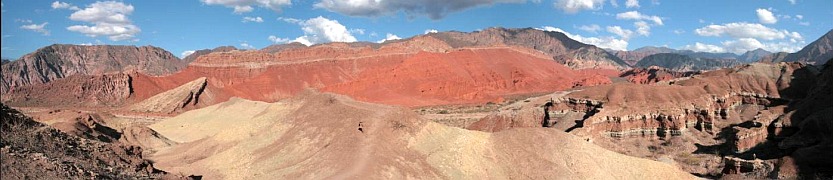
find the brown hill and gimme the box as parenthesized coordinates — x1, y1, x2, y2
(146, 92, 695, 179)
(760, 29, 833, 64)
(181, 46, 237, 64)
(1, 44, 184, 93)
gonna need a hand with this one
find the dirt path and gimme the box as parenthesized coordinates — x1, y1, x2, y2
(329, 108, 389, 179)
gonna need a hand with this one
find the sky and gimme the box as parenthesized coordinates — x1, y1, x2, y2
(1, 0, 831, 59)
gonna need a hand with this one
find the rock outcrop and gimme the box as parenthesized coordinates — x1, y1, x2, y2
(181, 46, 237, 64)
(128, 77, 208, 114)
(1, 44, 184, 93)
(0, 104, 187, 179)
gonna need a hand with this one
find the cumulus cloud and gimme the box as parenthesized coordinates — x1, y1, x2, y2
(242, 16, 264, 23)
(66, 1, 140, 41)
(181, 50, 196, 58)
(606, 26, 633, 40)
(424, 29, 439, 34)
(539, 26, 628, 51)
(282, 16, 357, 46)
(20, 22, 50, 36)
(554, 0, 605, 14)
(377, 33, 402, 43)
(682, 42, 725, 53)
(694, 22, 802, 41)
(756, 8, 777, 24)
(315, 0, 524, 20)
(634, 21, 650, 36)
(616, 11, 662, 25)
(578, 24, 601, 33)
(625, 0, 639, 8)
(51, 1, 79, 10)
(268, 35, 289, 44)
(201, 0, 291, 13)
(240, 42, 255, 49)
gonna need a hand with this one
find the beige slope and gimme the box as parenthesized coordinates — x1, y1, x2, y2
(129, 77, 208, 114)
(148, 92, 696, 179)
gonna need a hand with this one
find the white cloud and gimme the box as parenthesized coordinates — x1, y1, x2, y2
(315, 0, 525, 20)
(578, 24, 601, 33)
(625, 0, 639, 8)
(539, 26, 628, 51)
(201, 0, 291, 13)
(694, 22, 802, 41)
(181, 50, 196, 58)
(756, 8, 777, 24)
(349, 28, 365, 35)
(606, 26, 633, 40)
(51, 1, 80, 10)
(240, 43, 255, 49)
(798, 22, 810, 26)
(634, 21, 650, 36)
(721, 38, 804, 54)
(673, 29, 685, 34)
(377, 33, 402, 43)
(795, 15, 803, 20)
(283, 16, 358, 46)
(20, 22, 50, 36)
(268, 35, 289, 44)
(242, 16, 263, 23)
(554, 0, 605, 14)
(609, 0, 618, 7)
(787, 0, 796, 5)
(66, 1, 140, 41)
(616, 11, 663, 25)
(682, 42, 725, 53)
(424, 29, 439, 34)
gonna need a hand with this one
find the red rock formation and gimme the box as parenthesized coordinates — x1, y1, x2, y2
(1, 73, 133, 107)
(1, 44, 184, 93)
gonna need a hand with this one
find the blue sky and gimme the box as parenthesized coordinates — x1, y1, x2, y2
(1, 0, 831, 59)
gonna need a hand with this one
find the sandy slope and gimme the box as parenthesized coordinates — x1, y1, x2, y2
(147, 92, 695, 179)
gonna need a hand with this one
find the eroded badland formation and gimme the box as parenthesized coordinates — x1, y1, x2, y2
(2, 27, 832, 179)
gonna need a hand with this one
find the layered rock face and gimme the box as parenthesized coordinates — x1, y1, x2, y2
(426, 27, 630, 70)
(1, 73, 134, 107)
(129, 77, 208, 114)
(1, 44, 184, 93)
(181, 46, 237, 64)
(636, 53, 741, 71)
(148, 38, 610, 107)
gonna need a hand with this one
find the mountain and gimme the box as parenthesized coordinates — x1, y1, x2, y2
(612, 46, 676, 66)
(760, 29, 833, 64)
(259, 42, 307, 53)
(675, 50, 739, 59)
(426, 27, 630, 70)
(1, 44, 185, 93)
(636, 53, 742, 71)
(738, 48, 772, 63)
(181, 46, 237, 63)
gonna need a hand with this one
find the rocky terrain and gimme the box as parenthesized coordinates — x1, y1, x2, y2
(738, 48, 773, 63)
(146, 91, 695, 179)
(0, 104, 192, 179)
(1, 44, 185, 93)
(1, 27, 831, 179)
